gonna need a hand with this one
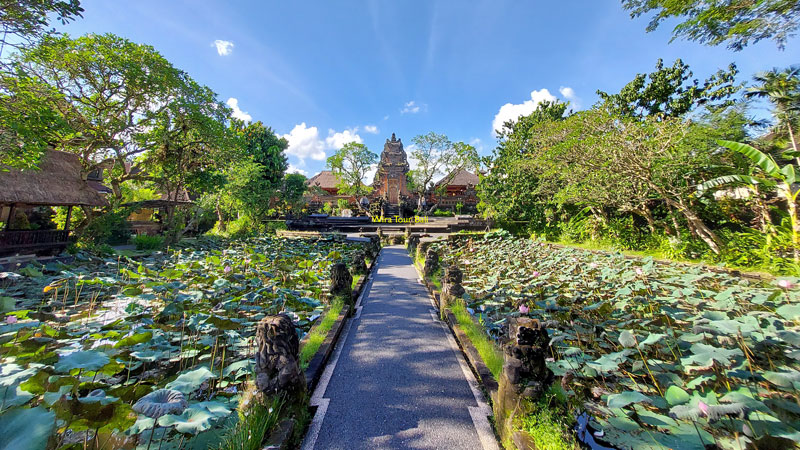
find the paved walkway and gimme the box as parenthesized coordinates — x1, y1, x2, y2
(302, 246, 498, 450)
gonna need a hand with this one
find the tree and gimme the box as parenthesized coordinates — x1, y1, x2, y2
(4, 33, 191, 199)
(327, 142, 377, 197)
(478, 101, 568, 222)
(0, 0, 83, 58)
(408, 132, 479, 197)
(621, 0, 800, 50)
(745, 66, 800, 163)
(137, 77, 235, 243)
(241, 121, 289, 189)
(280, 173, 308, 215)
(597, 58, 741, 118)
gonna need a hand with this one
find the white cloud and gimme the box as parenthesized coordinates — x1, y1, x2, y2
(287, 165, 308, 176)
(492, 89, 558, 136)
(383, 115, 390, 121)
(325, 128, 363, 150)
(363, 163, 378, 183)
(401, 101, 425, 114)
(282, 123, 327, 163)
(469, 137, 485, 153)
(226, 98, 252, 122)
(363, 125, 379, 134)
(282, 124, 364, 165)
(213, 40, 234, 56)
(559, 86, 581, 110)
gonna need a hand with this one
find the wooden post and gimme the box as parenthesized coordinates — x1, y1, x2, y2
(64, 205, 73, 231)
(5, 204, 15, 231)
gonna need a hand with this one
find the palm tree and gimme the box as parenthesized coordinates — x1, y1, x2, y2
(699, 140, 799, 262)
(745, 66, 800, 164)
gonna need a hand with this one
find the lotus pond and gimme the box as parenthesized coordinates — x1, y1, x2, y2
(0, 235, 368, 449)
(431, 230, 800, 450)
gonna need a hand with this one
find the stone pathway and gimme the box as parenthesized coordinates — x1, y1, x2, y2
(302, 246, 498, 450)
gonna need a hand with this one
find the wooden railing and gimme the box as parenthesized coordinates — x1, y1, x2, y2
(0, 229, 71, 251)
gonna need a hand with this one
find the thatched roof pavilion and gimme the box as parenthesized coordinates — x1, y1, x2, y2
(0, 150, 107, 207)
(0, 150, 107, 256)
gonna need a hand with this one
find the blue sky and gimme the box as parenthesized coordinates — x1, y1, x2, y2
(57, 0, 799, 179)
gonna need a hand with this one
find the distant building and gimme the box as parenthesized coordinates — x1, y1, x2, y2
(430, 169, 480, 211)
(304, 133, 481, 213)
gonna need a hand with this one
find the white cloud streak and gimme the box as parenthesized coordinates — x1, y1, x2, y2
(401, 101, 425, 114)
(213, 39, 234, 56)
(363, 125, 379, 134)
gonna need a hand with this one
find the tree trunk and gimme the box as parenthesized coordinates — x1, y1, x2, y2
(632, 205, 656, 233)
(668, 199, 722, 254)
(665, 203, 682, 239)
(216, 198, 226, 232)
(781, 183, 800, 263)
(787, 122, 800, 167)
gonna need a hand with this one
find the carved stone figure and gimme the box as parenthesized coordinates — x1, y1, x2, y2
(329, 262, 353, 301)
(255, 314, 305, 396)
(407, 235, 420, 254)
(351, 251, 367, 275)
(443, 265, 465, 299)
(423, 249, 439, 278)
(495, 318, 555, 443)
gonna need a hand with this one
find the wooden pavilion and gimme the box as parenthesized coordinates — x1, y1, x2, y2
(0, 150, 107, 256)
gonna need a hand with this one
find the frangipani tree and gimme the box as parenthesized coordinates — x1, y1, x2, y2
(699, 140, 799, 261)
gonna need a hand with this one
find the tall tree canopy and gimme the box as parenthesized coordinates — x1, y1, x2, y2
(408, 132, 479, 196)
(597, 58, 741, 118)
(621, 0, 800, 50)
(1, 33, 228, 195)
(0, 0, 83, 57)
(327, 142, 377, 196)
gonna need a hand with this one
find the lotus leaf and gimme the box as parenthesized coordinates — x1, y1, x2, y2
(54, 350, 110, 373)
(133, 389, 188, 419)
(0, 407, 55, 450)
(165, 367, 216, 394)
(607, 391, 651, 409)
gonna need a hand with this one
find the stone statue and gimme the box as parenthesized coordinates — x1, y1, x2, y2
(329, 262, 353, 302)
(255, 314, 305, 396)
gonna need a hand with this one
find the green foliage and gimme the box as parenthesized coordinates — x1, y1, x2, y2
(133, 234, 164, 251)
(80, 209, 131, 246)
(597, 58, 741, 118)
(621, 0, 800, 50)
(214, 395, 285, 450)
(516, 388, 576, 450)
(327, 142, 377, 196)
(0, 0, 83, 53)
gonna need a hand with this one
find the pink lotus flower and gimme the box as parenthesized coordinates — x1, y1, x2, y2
(532, 271, 540, 277)
(698, 401, 709, 417)
(224, 265, 232, 274)
(519, 304, 529, 314)
(635, 267, 643, 275)
(589, 262, 598, 269)
(778, 279, 795, 290)
(5, 316, 17, 324)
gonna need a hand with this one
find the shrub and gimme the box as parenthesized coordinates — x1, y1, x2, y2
(266, 220, 288, 234)
(133, 234, 164, 250)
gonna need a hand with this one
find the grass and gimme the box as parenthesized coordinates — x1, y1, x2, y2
(351, 274, 362, 290)
(215, 394, 285, 450)
(515, 388, 576, 450)
(449, 300, 504, 379)
(299, 300, 345, 369)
